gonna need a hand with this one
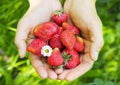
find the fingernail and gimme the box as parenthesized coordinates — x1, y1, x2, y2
(55, 68, 63, 74)
(49, 73, 57, 80)
(40, 73, 48, 79)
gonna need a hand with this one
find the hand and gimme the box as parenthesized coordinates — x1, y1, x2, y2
(58, 0, 104, 81)
(15, 0, 62, 79)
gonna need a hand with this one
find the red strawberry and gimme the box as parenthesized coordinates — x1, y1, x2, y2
(63, 49, 80, 69)
(62, 22, 80, 35)
(60, 30, 76, 50)
(74, 36, 85, 52)
(27, 38, 47, 57)
(58, 27, 63, 34)
(50, 34, 63, 49)
(48, 48, 64, 66)
(34, 22, 58, 41)
(52, 10, 68, 26)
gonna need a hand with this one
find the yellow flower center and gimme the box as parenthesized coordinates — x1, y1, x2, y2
(45, 49, 49, 53)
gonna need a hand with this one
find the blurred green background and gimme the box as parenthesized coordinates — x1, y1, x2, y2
(0, 0, 120, 85)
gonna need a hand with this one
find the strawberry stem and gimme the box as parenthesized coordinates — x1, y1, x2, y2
(52, 65, 64, 69)
(54, 10, 63, 16)
(62, 52, 71, 65)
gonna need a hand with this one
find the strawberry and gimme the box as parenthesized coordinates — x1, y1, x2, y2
(63, 49, 80, 69)
(74, 36, 85, 52)
(50, 34, 63, 49)
(34, 22, 58, 41)
(58, 27, 63, 34)
(48, 48, 64, 66)
(52, 10, 68, 26)
(62, 22, 80, 35)
(60, 30, 76, 50)
(27, 38, 47, 57)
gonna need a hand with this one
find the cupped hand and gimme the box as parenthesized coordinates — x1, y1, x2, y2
(58, 0, 104, 81)
(15, 0, 62, 79)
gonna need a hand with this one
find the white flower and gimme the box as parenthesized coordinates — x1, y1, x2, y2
(41, 45, 52, 57)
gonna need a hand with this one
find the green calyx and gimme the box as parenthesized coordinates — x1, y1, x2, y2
(62, 52, 71, 65)
(52, 65, 64, 69)
(52, 52, 71, 69)
(54, 10, 63, 16)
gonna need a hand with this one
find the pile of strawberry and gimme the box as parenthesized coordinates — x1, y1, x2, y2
(27, 10, 85, 69)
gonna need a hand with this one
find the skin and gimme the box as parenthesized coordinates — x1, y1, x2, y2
(15, 0, 104, 81)
(58, 0, 104, 81)
(15, 0, 62, 79)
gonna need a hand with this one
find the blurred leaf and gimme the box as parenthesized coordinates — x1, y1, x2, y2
(83, 70, 102, 78)
(116, 22, 120, 37)
(117, 82, 120, 85)
(94, 78, 104, 85)
(117, 13, 120, 20)
(103, 47, 116, 61)
(103, 27, 116, 45)
(104, 81, 115, 85)
(0, 68, 13, 85)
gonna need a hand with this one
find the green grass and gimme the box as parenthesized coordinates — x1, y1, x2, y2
(0, 0, 120, 85)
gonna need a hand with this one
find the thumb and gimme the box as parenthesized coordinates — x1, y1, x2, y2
(15, 17, 31, 58)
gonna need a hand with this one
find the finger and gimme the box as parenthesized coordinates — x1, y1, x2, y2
(43, 63, 57, 80)
(15, 40, 26, 58)
(55, 68, 63, 74)
(15, 17, 31, 58)
(65, 54, 94, 81)
(30, 54, 48, 78)
(89, 20, 104, 61)
(58, 70, 70, 80)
